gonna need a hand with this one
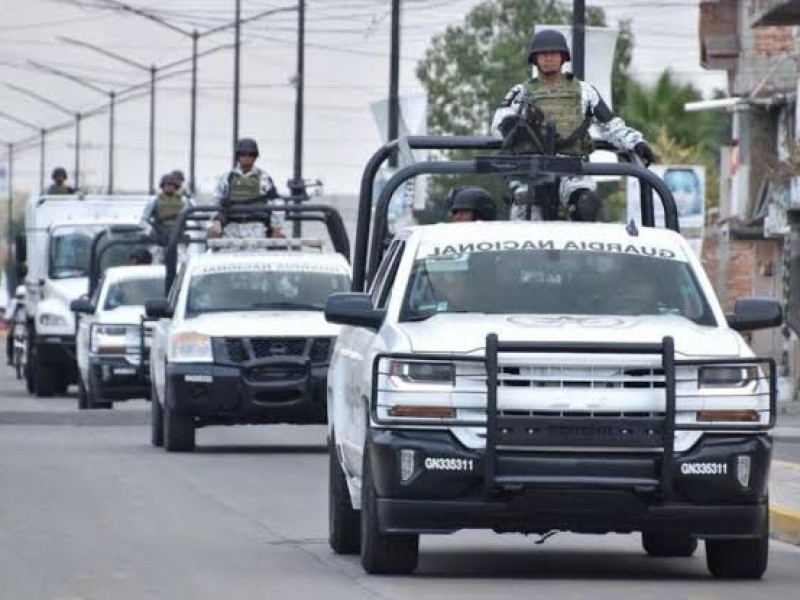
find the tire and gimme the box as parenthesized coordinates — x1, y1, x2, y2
(86, 370, 112, 410)
(24, 329, 35, 394)
(163, 384, 195, 452)
(642, 531, 698, 557)
(150, 382, 164, 448)
(329, 437, 360, 554)
(706, 531, 769, 579)
(25, 360, 34, 393)
(77, 373, 89, 410)
(33, 354, 58, 398)
(360, 447, 418, 575)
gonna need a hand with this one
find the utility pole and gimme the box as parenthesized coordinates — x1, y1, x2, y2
(4, 84, 82, 189)
(388, 0, 401, 168)
(290, 0, 306, 237)
(5, 143, 13, 254)
(190, 30, 199, 195)
(233, 0, 242, 156)
(39, 130, 46, 192)
(28, 60, 117, 192)
(572, 0, 586, 80)
(0, 110, 45, 193)
(149, 65, 157, 194)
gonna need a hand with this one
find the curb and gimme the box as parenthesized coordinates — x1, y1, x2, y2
(771, 504, 800, 545)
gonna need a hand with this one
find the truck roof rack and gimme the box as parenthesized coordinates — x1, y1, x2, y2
(206, 237, 325, 252)
(164, 204, 351, 293)
(353, 135, 681, 293)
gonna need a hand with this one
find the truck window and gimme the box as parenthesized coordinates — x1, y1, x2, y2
(402, 248, 716, 326)
(48, 229, 95, 279)
(185, 267, 351, 317)
(103, 277, 165, 310)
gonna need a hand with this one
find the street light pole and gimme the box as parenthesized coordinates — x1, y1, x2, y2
(190, 30, 199, 195)
(233, 0, 242, 155)
(6, 143, 13, 253)
(0, 109, 45, 193)
(149, 65, 157, 194)
(572, 0, 586, 80)
(75, 113, 82, 189)
(388, 0, 401, 169)
(290, 0, 306, 238)
(39, 129, 46, 192)
(108, 92, 115, 193)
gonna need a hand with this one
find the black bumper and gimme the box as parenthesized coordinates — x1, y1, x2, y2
(90, 357, 149, 401)
(166, 359, 328, 426)
(368, 429, 771, 538)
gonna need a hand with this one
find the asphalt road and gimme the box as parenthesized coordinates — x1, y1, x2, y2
(2, 365, 800, 600)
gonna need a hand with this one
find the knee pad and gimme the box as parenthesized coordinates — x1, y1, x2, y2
(568, 190, 600, 222)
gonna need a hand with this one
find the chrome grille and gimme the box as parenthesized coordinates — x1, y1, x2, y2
(498, 365, 665, 389)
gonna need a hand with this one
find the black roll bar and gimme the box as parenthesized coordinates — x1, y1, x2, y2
(88, 226, 155, 297)
(353, 135, 676, 292)
(164, 204, 351, 293)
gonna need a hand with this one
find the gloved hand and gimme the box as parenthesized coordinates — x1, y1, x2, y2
(634, 142, 656, 166)
(498, 115, 520, 137)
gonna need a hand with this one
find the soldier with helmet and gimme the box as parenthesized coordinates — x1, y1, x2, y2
(142, 172, 194, 246)
(491, 29, 655, 222)
(446, 186, 497, 222)
(170, 169, 192, 199)
(210, 137, 284, 239)
(46, 167, 75, 195)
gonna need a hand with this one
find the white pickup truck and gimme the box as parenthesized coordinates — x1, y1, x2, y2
(325, 220, 780, 578)
(146, 244, 351, 452)
(73, 265, 165, 409)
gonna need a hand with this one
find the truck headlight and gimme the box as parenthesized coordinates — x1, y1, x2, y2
(39, 313, 68, 327)
(170, 332, 213, 363)
(389, 360, 454, 385)
(698, 366, 758, 388)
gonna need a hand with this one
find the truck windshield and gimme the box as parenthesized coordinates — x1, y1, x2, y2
(48, 227, 98, 280)
(103, 277, 164, 310)
(185, 268, 351, 317)
(402, 248, 716, 326)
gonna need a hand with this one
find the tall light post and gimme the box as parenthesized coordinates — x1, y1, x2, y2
(0, 109, 46, 191)
(28, 61, 116, 192)
(388, 0, 401, 168)
(572, 0, 586, 80)
(92, 0, 297, 194)
(57, 38, 159, 193)
(5, 84, 84, 191)
(2, 141, 13, 259)
(290, 0, 306, 237)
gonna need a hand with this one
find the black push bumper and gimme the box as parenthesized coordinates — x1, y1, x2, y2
(368, 429, 771, 538)
(366, 335, 776, 539)
(166, 358, 328, 426)
(89, 357, 150, 401)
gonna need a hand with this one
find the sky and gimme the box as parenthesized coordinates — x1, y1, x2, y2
(0, 0, 727, 198)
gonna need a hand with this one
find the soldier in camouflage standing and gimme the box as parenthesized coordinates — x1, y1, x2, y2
(45, 167, 75, 195)
(143, 172, 193, 247)
(491, 29, 655, 222)
(209, 138, 284, 239)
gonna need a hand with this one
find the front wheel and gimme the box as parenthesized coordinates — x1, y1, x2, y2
(150, 381, 164, 448)
(706, 532, 769, 579)
(329, 436, 360, 554)
(360, 447, 418, 575)
(86, 370, 112, 410)
(77, 373, 89, 410)
(163, 383, 195, 452)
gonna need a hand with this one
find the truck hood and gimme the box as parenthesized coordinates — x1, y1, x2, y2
(180, 310, 340, 338)
(97, 305, 145, 325)
(400, 314, 742, 358)
(44, 277, 88, 305)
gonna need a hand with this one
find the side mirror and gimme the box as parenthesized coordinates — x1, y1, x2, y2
(14, 233, 26, 264)
(70, 298, 94, 314)
(145, 298, 173, 319)
(726, 298, 783, 332)
(325, 292, 385, 330)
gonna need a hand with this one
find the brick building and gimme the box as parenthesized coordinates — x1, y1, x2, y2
(698, 0, 800, 400)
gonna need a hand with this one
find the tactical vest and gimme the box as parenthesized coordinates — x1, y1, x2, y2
(521, 77, 593, 157)
(227, 170, 262, 204)
(47, 184, 75, 195)
(154, 193, 184, 227)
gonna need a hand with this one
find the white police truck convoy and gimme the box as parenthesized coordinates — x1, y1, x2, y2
(73, 265, 165, 409)
(325, 137, 781, 578)
(17, 194, 151, 397)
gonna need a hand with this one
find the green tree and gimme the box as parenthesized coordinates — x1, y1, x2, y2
(414, 0, 633, 223)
